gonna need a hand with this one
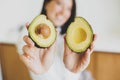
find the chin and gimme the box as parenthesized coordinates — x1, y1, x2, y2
(55, 22, 66, 27)
(54, 24, 62, 27)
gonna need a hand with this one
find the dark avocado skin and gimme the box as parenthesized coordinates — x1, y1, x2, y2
(29, 35, 43, 48)
(29, 34, 56, 48)
(28, 34, 50, 48)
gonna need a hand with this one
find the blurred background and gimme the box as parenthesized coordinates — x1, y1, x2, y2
(0, 0, 120, 80)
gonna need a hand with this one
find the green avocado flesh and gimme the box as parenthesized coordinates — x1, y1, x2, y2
(28, 14, 56, 48)
(66, 17, 93, 53)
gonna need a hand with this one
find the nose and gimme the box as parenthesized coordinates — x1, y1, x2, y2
(59, 7, 66, 16)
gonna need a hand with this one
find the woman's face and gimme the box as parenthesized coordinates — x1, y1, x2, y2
(45, 0, 73, 27)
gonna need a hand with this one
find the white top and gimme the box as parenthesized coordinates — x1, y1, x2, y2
(16, 27, 94, 80)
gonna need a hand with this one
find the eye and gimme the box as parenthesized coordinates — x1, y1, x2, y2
(55, 0, 62, 5)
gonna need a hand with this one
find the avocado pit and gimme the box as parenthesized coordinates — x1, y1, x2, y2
(35, 24, 51, 39)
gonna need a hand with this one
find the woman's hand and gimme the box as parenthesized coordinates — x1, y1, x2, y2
(63, 34, 97, 73)
(20, 23, 56, 74)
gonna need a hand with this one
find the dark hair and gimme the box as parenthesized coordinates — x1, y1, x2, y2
(41, 0, 76, 35)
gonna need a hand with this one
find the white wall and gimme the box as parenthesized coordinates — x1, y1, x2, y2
(0, 0, 43, 43)
(0, 0, 120, 53)
(76, 0, 120, 53)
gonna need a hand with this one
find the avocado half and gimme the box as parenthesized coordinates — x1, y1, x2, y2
(66, 17, 93, 53)
(28, 14, 56, 48)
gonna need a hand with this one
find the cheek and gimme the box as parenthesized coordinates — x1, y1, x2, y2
(47, 7, 60, 16)
(46, 4, 57, 15)
(46, 9, 55, 20)
(65, 12, 71, 20)
(53, 6, 62, 13)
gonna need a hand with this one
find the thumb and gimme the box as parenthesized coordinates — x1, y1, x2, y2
(25, 22, 29, 30)
(64, 35, 72, 54)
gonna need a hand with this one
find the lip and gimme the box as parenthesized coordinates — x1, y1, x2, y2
(56, 16, 64, 20)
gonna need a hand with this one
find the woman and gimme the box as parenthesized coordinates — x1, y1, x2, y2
(17, 0, 96, 80)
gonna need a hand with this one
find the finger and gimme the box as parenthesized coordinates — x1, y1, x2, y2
(25, 22, 29, 29)
(82, 49, 91, 61)
(87, 34, 97, 52)
(23, 35, 34, 47)
(93, 34, 97, 41)
(20, 54, 31, 68)
(78, 49, 91, 69)
(47, 40, 56, 51)
(84, 48, 91, 55)
(90, 42, 95, 50)
(86, 47, 94, 55)
(43, 48, 48, 54)
(22, 45, 33, 57)
(20, 54, 28, 62)
(64, 36, 72, 54)
(39, 48, 44, 57)
(88, 34, 97, 52)
(64, 36, 68, 49)
(24, 53, 31, 59)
